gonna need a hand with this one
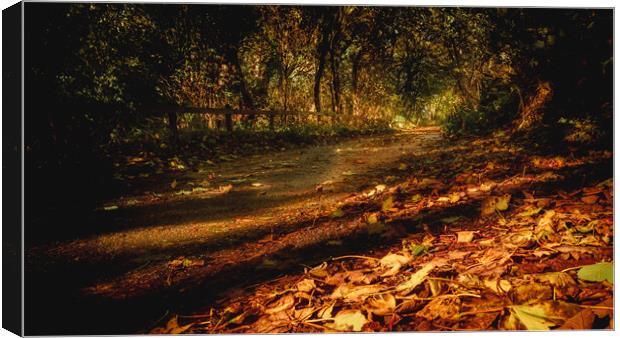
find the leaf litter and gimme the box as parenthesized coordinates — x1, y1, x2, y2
(151, 132, 613, 333)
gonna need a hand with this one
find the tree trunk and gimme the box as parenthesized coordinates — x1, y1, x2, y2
(232, 51, 256, 126)
(314, 21, 331, 116)
(330, 51, 341, 115)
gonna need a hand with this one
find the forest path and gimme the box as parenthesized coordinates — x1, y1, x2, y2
(32, 127, 441, 266)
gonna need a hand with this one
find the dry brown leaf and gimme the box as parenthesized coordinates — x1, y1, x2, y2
(458, 273, 483, 289)
(395, 259, 445, 294)
(365, 293, 396, 316)
(329, 310, 368, 332)
(156, 315, 193, 334)
(292, 307, 315, 321)
(533, 272, 576, 288)
(481, 194, 511, 216)
(325, 270, 373, 285)
(512, 283, 552, 304)
(296, 279, 316, 293)
(483, 278, 512, 294)
(265, 294, 295, 314)
(581, 195, 599, 204)
(559, 308, 597, 330)
(457, 231, 475, 243)
(502, 230, 535, 249)
(416, 297, 461, 321)
(379, 253, 411, 277)
(308, 262, 328, 278)
(330, 284, 383, 302)
(318, 302, 334, 319)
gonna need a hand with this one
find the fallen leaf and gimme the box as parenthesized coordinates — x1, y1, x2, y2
(496, 194, 511, 211)
(516, 206, 543, 218)
(560, 297, 613, 329)
(510, 304, 557, 330)
(503, 230, 534, 249)
(581, 195, 599, 204)
(331, 209, 345, 218)
(365, 293, 396, 316)
(559, 308, 595, 330)
(308, 262, 328, 278)
(330, 310, 367, 331)
(318, 302, 334, 319)
(170, 180, 178, 189)
(379, 253, 411, 277)
(395, 260, 443, 294)
(408, 244, 428, 256)
(577, 262, 613, 283)
(161, 315, 192, 334)
(457, 231, 475, 243)
(330, 284, 383, 301)
(417, 297, 461, 321)
(265, 294, 295, 314)
(534, 272, 576, 288)
(296, 279, 316, 293)
(484, 278, 512, 294)
(512, 283, 552, 304)
(382, 196, 394, 211)
(481, 194, 511, 216)
(292, 307, 315, 321)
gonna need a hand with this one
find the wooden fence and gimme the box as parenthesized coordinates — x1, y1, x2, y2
(141, 105, 335, 137)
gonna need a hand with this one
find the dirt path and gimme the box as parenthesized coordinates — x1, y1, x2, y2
(32, 128, 441, 265)
(25, 127, 442, 334)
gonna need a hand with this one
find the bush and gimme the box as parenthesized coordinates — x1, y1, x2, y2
(442, 82, 519, 137)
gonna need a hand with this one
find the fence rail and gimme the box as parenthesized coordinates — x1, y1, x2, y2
(140, 105, 335, 135)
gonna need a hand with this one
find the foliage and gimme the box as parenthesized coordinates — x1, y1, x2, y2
(23, 4, 612, 222)
(26, 5, 611, 144)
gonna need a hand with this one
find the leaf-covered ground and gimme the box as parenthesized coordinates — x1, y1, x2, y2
(26, 128, 612, 334)
(150, 130, 613, 333)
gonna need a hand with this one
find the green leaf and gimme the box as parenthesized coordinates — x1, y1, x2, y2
(409, 244, 428, 256)
(510, 305, 556, 330)
(577, 262, 613, 283)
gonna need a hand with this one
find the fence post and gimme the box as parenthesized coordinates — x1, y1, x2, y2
(269, 112, 275, 131)
(225, 105, 233, 133)
(168, 111, 178, 143)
